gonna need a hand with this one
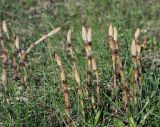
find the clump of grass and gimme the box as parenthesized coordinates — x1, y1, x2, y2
(53, 53, 70, 127)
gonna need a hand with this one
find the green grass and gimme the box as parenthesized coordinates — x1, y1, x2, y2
(0, 0, 160, 126)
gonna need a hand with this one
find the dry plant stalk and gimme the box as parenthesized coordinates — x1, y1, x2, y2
(2, 21, 9, 38)
(66, 30, 85, 121)
(21, 26, 61, 88)
(0, 31, 10, 104)
(25, 27, 61, 55)
(136, 44, 142, 88)
(18, 49, 28, 89)
(13, 45, 27, 95)
(134, 28, 140, 42)
(117, 56, 128, 112)
(17, 27, 60, 89)
(74, 68, 85, 121)
(13, 34, 28, 90)
(13, 35, 20, 80)
(54, 53, 70, 127)
(135, 29, 142, 89)
(66, 30, 74, 57)
(131, 28, 142, 106)
(82, 26, 99, 111)
(0, 31, 14, 123)
(108, 24, 117, 97)
(131, 39, 138, 106)
(91, 95, 96, 110)
(66, 30, 76, 68)
(92, 58, 100, 106)
(2, 20, 19, 81)
(108, 24, 128, 112)
(82, 26, 92, 97)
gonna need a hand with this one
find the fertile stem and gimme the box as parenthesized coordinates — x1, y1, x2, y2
(66, 29, 85, 123)
(54, 53, 70, 127)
